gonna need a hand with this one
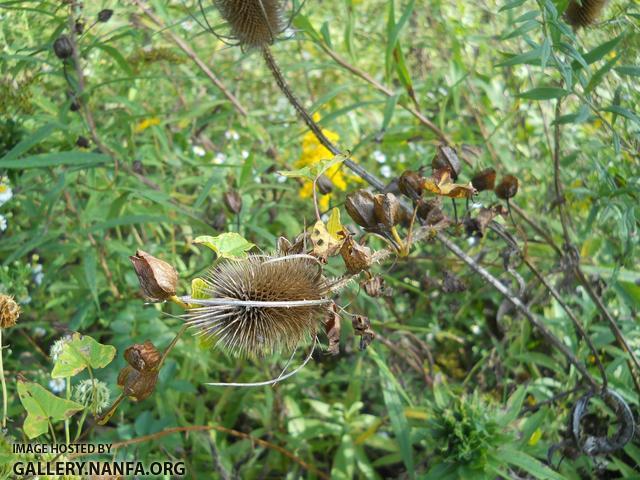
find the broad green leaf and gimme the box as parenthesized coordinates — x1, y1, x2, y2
(603, 105, 640, 126)
(517, 87, 569, 100)
(17, 379, 84, 439)
(0, 151, 108, 169)
(496, 447, 565, 480)
(278, 153, 348, 181)
(191, 278, 210, 299)
(499, 0, 527, 11)
(586, 56, 619, 93)
(496, 46, 543, 67)
(51, 333, 116, 379)
(194, 232, 255, 259)
(0, 123, 58, 162)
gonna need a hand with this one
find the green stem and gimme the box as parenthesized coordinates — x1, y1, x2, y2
(65, 376, 71, 444)
(0, 329, 7, 429)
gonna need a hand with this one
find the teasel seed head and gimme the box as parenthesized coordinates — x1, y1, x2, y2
(184, 254, 330, 358)
(566, 0, 607, 28)
(215, 0, 284, 48)
(0, 294, 20, 329)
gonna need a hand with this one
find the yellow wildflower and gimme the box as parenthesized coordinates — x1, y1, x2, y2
(296, 114, 354, 211)
(528, 428, 542, 446)
(134, 117, 161, 133)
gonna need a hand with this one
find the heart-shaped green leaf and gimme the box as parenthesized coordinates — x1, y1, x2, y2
(194, 233, 254, 259)
(51, 333, 116, 379)
(17, 379, 84, 439)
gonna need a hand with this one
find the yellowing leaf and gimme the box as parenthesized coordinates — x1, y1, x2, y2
(326, 207, 343, 240)
(194, 233, 254, 259)
(310, 220, 343, 261)
(528, 428, 543, 446)
(423, 169, 476, 199)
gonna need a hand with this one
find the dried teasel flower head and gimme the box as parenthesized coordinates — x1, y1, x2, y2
(0, 294, 20, 329)
(566, 0, 607, 28)
(214, 0, 285, 48)
(129, 250, 178, 301)
(185, 254, 330, 357)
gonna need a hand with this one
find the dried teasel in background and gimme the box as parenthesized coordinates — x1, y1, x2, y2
(565, 0, 607, 28)
(184, 254, 330, 357)
(214, 0, 284, 48)
(129, 250, 178, 301)
(0, 294, 20, 329)
(495, 175, 519, 200)
(470, 168, 497, 192)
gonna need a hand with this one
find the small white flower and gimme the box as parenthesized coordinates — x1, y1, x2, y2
(213, 153, 226, 165)
(241, 150, 249, 159)
(0, 214, 6, 232)
(0, 181, 13, 206)
(49, 378, 66, 394)
(372, 150, 386, 164)
(74, 379, 111, 414)
(32, 264, 44, 286)
(192, 145, 206, 157)
(276, 174, 287, 184)
(380, 165, 392, 178)
(471, 324, 481, 335)
(467, 236, 478, 247)
(224, 130, 239, 141)
(182, 20, 194, 31)
(33, 327, 46, 338)
(50, 335, 72, 362)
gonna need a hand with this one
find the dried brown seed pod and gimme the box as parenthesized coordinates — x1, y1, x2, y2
(470, 168, 497, 192)
(97, 9, 114, 23)
(398, 170, 424, 199)
(345, 190, 377, 230)
(340, 236, 373, 275)
(223, 190, 243, 214)
(316, 175, 334, 195)
(117, 366, 158, 402)
(215, 0, 284, 47)
(432, 145, 462, 180)
(129, 250, 178, 301)
(566, 0, 607, 27)
(0, 294, 20, 329)
(373, 193, 401, 228)
(124, 341, 161, 372)
(185, 254, 330, 357)
(495, 175, 519, 200)
(53, 35, 73, 60)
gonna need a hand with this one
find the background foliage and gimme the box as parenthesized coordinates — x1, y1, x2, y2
(0, 0, 639, 478)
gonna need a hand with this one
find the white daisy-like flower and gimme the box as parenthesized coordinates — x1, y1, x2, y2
(224, 130, 239, 141)
(32, 264, 44, 286)
(48, 378, 66, 394)
(380, 165, 393, 178)
(73, 379, 111, 414)
(192, 145, 206, 157)
(241, 150, 249, 159)
(213, 153, 226, 165)
(50, 334, 72, 362)
(372, 150, 386, 164)
(0, 180, 12, 206)
(0, 214, 6, 232)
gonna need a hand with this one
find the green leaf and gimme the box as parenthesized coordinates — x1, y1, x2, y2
(499, 0, 527, 11)
(582, 33, 625, 65)
(496, 46, 543, 67)
(517, 87, 569, 100)
(278, 153, 348, 181)
(51, 333, 116, 379)
(0, 151, 109, 169)
(615, 65, 640, 77)
(499, 386, 526, 426)
(603, 105, 640, 126)
(385, 0, 415, 80)
(194, 232, 255, 259)
(17, 379, 84, 439)
(83, 250, 99, 309)
(586, 56, 619, 93)
(0, 123, 58, 162)
(331, 433, 356, 480)
(496, 447, 565, 480)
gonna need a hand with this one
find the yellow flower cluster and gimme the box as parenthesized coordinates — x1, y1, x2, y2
(295, 116, 352, 211)
(134, 117, 161, 133)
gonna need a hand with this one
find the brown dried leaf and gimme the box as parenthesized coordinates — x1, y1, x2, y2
(423, 168, 476, 199)
(340, 235, 373, 274)
(324, 302, 341, 355)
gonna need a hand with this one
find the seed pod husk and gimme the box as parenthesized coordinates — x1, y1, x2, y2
(432, 145, 461, 180)
(97, 9, 114, 23)
(223, 190, 243, 214)
(495, 175, 519, 200)
(129, 250, 178, 301)
(398, 170, 424, 199)
(340, 235, 372, 275)
(345, 190, 377, 230)
(76, 136, 90, 149)
(317, 175, 334, 195)
(117, 366, 158, 402)
(53, 35, 73, 60)
(124, 341, 161, 372)
(0, 294, 20, 329)
(373, 193, 401, 228)
(470, 168, 497, 192)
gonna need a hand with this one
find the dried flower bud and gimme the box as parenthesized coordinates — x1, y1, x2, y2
(124, 340, 161, 372)
(129, 250, 178, 301)
(362, 275, 390, 298)
(117, 366, 158, 402)
(398, 170, 424, 199)
(53, 35, 73, 60)
(316, 175, 334, 195)
(223, 190, 242, 214)
(97, 9, 114, 23)
(76, 136, 90, 149)
(470, 168, 496, 192)
(0, 294, 20, 329)
(74, 19, 85, 34)
(373, 193, 401, 228)
(345, 190, 377, 230)
(495, 175, 519, 200)
(432, 145, 462, 180)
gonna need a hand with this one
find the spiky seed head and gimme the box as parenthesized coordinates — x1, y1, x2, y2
(215, 0, 284, 47)
(185, 255, 329, 357)
(566, 0, 607, 27)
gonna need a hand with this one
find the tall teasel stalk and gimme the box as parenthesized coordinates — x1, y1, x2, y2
(212, 0, 386, 191)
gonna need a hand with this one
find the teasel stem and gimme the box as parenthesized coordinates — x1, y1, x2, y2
(261, 46, 386, 192)
(0, 329, 6, 428)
